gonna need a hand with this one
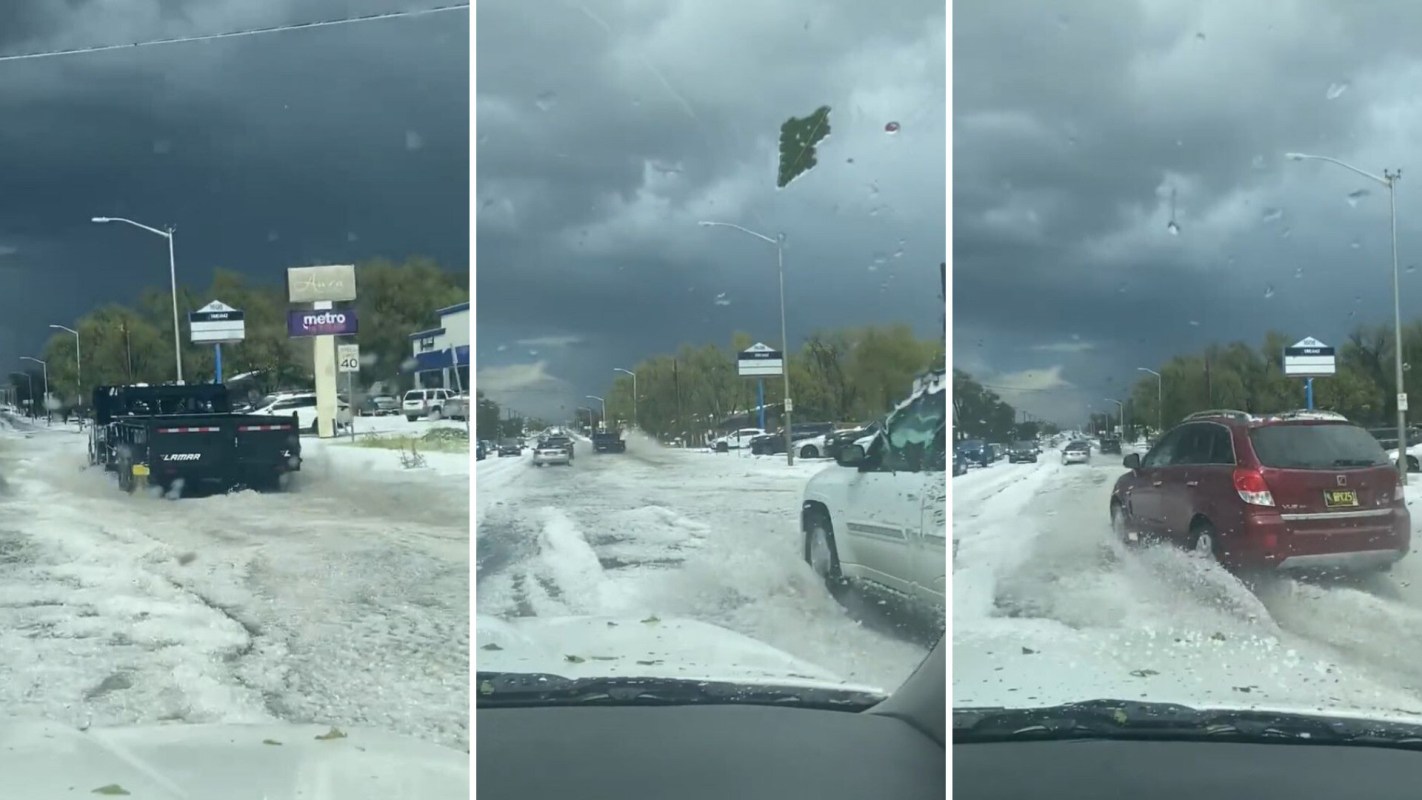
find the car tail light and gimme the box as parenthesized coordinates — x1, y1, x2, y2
(1233, 468, 1275, 507)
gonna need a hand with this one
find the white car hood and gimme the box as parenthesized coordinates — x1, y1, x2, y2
(477, 615, 886, 695)
(0, 719, 467, 799)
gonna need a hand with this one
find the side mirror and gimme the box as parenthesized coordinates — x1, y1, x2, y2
(837, 444, 866, 467)
(1123, 453, 1141, 469)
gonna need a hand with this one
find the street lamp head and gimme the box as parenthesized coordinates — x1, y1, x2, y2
(91, 216, 111, 223)
(1284, 152, 1308, 161)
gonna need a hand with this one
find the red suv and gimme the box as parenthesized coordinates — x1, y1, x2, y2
(1109, 409, 1410, 573)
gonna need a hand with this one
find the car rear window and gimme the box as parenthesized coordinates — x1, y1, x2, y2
(1248, 423, 1391, 470)
(404, 391, 424, 400)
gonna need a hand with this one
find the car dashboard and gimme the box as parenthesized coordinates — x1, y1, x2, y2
(478, 639, 944, 799)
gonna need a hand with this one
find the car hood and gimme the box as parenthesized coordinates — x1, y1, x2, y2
(955, 618, 1422, 729)
(477, 615, 886, 695)
(0, 719, 467, 799)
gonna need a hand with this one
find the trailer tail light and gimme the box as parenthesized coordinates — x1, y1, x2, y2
(155, 426, 221, 433)
(237, 424, 293, 432)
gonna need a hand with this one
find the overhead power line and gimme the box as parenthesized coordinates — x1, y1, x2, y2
(0, 2, 469, 64)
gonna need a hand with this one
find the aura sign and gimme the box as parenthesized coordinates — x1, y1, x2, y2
(288, 309, 358, 337)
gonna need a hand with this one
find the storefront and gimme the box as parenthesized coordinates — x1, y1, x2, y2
(409, 302, 470, 391)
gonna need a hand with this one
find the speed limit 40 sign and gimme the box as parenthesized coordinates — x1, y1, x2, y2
(337, 344, 360, 373)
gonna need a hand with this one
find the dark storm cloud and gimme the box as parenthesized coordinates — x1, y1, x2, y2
(475, 0, 946, 419)
(954, 0, 1422, 425)
(0, 1, 468, 374)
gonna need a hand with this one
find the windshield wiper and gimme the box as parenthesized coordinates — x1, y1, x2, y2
(477, 671, 885, 711)
(954, 699, 1422, 750)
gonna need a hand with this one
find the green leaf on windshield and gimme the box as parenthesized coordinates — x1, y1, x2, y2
(777, 105, 832, 189)
(92, 786, 130, 796)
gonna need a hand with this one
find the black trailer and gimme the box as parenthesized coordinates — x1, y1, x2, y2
(90, 384, 301, 494)
(592, 431, 626, 453)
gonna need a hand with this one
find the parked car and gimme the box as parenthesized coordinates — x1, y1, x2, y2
(402, 388, 455, 421)
(1006, 441, 1038, 463)
(476, 440, 487, 460)
(823, 421, 881, 461)
(748, 422, 836, 457)
(359, 394, 400, 416)
(443, 392, 470, 421)
(712, 427, 765, 452)
(953, 451, 969, 476)
(1061, 440, 1091, 465)
(801, 368, 946, 624)
(1111, 409, 1410, 574)
(247, 392, 351, 434)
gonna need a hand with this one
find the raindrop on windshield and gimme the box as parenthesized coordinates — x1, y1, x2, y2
(1167, 221, 1180, 235)
(1262, 208, 1283, 222)
(1281, 226, 1293, 239)
(535, 91, 557, 111)
(266, 230, 279, 242)
(1347, 189, 1371, 206)
(1351, 238, 1362, 249)
(1189, 320, 1201, 327)
(1195, 32, 1206, 41)
(1264, 285, 1276, 299)
(1326, 81, 1350, 100)
(1295, 266, 1304, 279)
(884, 121, 900, 134)
(497, 344, 507, 352)
(152, 139, 172, 155)
(346, 232, 358, 242)
(1251, 155, 1267, 170)
(1409, 264, 1419, 274)
(405, 130, 424, 150)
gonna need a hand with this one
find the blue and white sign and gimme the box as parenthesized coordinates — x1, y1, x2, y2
(1283, 336, 1336, 378)
(188, 300, 245, 344)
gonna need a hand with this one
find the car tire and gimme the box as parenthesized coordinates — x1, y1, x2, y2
(1187, 520, 1220, 562)
(800, 445, 819, 459)
(804, 514, 849, 598)
(406, 415, 418, 422)
(1110, 501, 1137, 545)
(716, 442, 729, 453)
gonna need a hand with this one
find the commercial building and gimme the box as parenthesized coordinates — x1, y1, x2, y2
(408, 302, 470, 391)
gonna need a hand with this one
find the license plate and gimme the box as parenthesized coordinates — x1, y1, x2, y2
(131, 464, 150, 477)
(1323, 489, 1358, 508)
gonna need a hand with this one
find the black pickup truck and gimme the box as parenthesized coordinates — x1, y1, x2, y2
(592, 430, 626, 453)
(90, 383, 301, 495)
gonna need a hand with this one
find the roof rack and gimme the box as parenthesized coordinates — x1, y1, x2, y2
(1183, 409, 1253, 422)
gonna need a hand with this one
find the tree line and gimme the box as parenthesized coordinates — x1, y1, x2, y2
(1126, 325, 1422, 434)
(594, 325, 944, 442)
(12, 256, 467, 410)
(952, 369, 1057, 443)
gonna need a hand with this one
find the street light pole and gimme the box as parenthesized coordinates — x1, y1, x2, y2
(1138, 367, 1162, 438)
(22, 357, 48, 424)
(698, 220, 794, 466)
(1285, 153, 1406, 481)
(92, 216, 183, 384)
(586, 395, 606, 430)
(1105, 398, 1124, 437)
(614, 368, 637, 429)
(51, 324, 80, 408)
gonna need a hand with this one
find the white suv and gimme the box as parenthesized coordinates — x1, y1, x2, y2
(800, 370, 946, 625)
(712, 427, 766, 452)
(403, 388, 454, 421)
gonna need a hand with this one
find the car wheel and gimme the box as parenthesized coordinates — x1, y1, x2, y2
(1187, 521, 1219, 562)
(800, 445, 819, 459)
(804, 515, 848, 598)
(406, 415, 418, 422)
(1110, 501, 1137, 545)
(716, 442, 729, 453)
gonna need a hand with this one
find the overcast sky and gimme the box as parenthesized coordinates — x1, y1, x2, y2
(475, 0, 946, 420)
(956, 0, 1422, 427)
(0, 1, 467, 379)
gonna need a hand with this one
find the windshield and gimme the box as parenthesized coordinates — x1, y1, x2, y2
(956, 1, 1422, 735)
(477, 1, 944, 700)
(0, 3, 469, 759)
(1250, 424, 1391, 469)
